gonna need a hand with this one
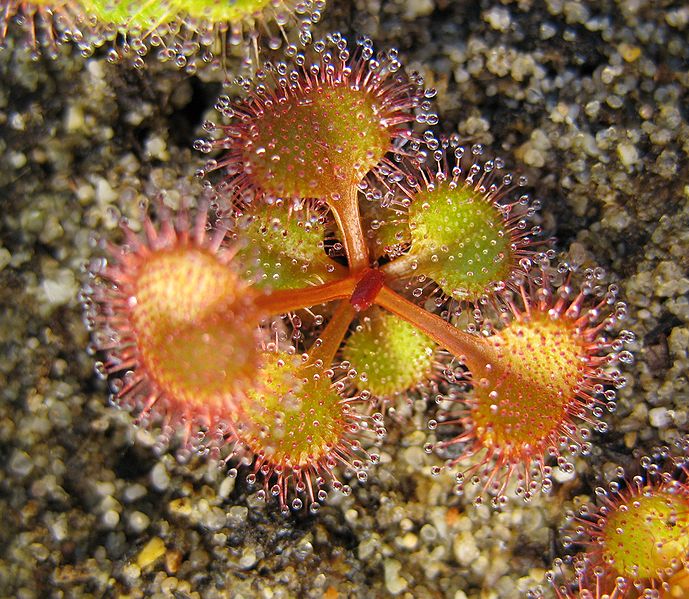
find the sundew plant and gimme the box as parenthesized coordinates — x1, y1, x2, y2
(0, 0, 322, 70)
(89, 29, 638, 593)
(2, 2, 687, 598)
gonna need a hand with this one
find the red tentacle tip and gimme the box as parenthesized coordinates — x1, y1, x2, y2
(350, 268, 386, 312)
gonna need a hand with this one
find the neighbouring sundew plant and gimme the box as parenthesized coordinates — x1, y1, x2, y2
(0, 0, 321, 70)
(551, 455, 689, 599)
(84, 32, 635, 515)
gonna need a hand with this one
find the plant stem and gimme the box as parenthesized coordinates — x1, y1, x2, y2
(306, 301, 355, 368)
(253, 276, 357, 315)
(328, 184, 369, 273)
(374, 286, 498, 372)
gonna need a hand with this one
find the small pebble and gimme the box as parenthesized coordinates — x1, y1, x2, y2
(128, 511, 151, 534)
(239, 547, 258, 570)
(137, 537, 166, 569)
(649, 407, 672, 428)
(151, 462, 170, 491)
(8, 449, 33, 477)
(384, 559, 408, 595)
